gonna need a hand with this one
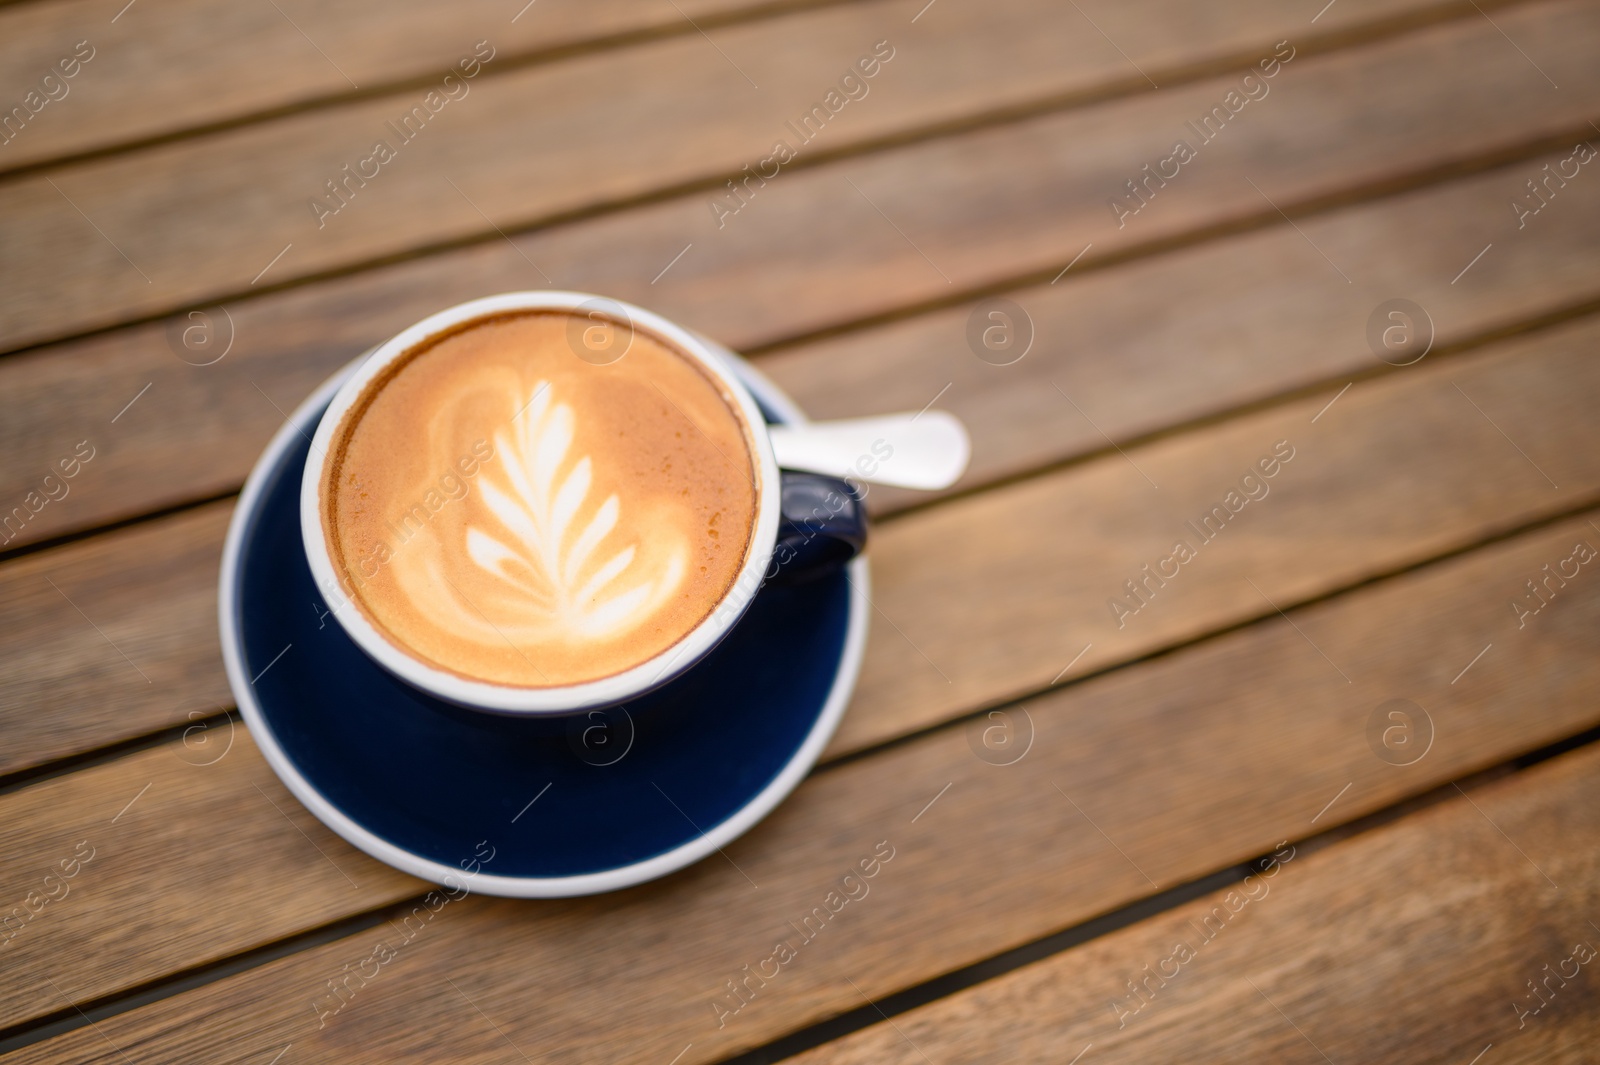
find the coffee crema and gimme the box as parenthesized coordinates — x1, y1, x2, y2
(322, 311, 760, 688)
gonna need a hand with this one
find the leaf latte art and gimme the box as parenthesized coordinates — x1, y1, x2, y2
(458, 384, 687, 640)
(324, 310, 759, 688)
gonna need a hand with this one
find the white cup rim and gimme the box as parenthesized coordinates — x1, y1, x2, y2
(299, 291, 782, 715)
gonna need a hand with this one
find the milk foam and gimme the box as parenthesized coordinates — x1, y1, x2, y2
(323, 312, 759, 688)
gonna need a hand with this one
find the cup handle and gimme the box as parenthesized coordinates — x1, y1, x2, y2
(769, 471, 867, 582)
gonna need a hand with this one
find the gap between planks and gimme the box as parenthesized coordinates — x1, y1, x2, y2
(4, 122, 1598, 567)
(5, 693, 1597, 1059)
(0, 0, 1560, 361)
(4, 494, 1600, 1051)
(0, 0, 864, 183)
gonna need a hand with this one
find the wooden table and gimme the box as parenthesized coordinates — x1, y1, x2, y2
(3, 0, 1599, 1061)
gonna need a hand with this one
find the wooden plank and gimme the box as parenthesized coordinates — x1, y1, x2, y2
(837, 318, 1600, 756)
(0, 0, 1490, 177)
(782, 743, 1600, 1065)
(0, 732, 422, 1032)
(0, 502, 232, 777)
(764, 142, 1600, 513)
(7, 489, 1599, 1058)
(0, 0, 804, 173)
(0, 0, 1584, 352)
(6, 78, 1599, 554)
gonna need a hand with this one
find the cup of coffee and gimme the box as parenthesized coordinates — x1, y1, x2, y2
(300, 291, 866, 715)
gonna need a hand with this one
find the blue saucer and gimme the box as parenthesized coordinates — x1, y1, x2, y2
(219, 350, 868, 897)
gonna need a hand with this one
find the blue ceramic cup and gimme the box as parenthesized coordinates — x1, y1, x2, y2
(299, 291, 866, 717)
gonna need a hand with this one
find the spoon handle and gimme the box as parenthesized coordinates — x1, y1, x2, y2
(768, 411, 970, 491)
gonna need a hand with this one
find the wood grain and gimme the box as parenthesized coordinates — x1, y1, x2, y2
(785, 742, 1600, 1065)
(1, 0, 1586, 352)
(837, 318, 1600, 755)
(5, 75, 1598, 551)
(3, 0, 1595, 1057)
(763, 142, 1600, 514)
(0, 0, 1484, 174)
(0, 731, 422, 1032)
(3, 308, 1597, 782)
(0, 0, 809, 172)
(7, 499, 1598, 1058)
(0, 502, 232, 777)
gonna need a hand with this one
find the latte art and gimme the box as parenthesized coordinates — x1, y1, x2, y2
(322, 311, 759, 688)
(443, 383, 688, 641)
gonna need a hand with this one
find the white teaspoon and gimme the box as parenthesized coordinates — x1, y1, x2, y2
(768, 411, 970, 491)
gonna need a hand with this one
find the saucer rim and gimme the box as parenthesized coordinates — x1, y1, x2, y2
(218, 343, 869, 898)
